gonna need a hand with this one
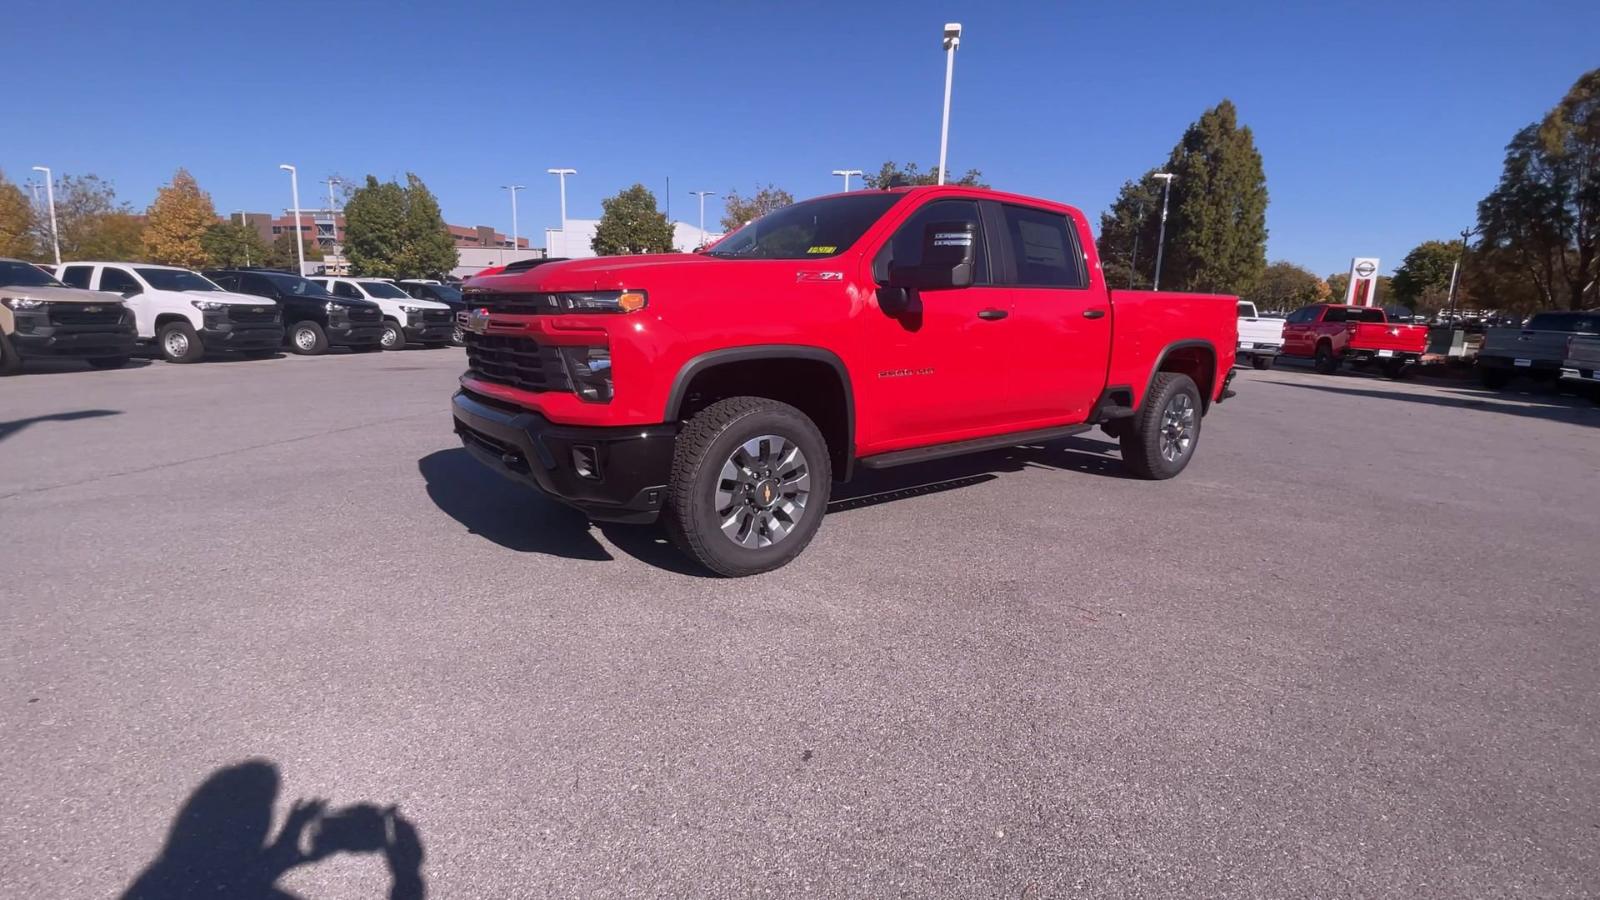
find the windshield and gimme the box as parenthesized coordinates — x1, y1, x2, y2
(1528, 313, 1600, 334)
(136, 268, 220, 292)
(359, 281, 411, 299)
(263, 273, 332, 297)
(705, 193, 902, 260)
(0, 260, 64, 288)
(428, 284, 463, 302)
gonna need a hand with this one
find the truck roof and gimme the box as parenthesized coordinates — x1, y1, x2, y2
(62, 261, 193, 271)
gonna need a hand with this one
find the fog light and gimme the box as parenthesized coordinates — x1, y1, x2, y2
(572, 445, 601, 480)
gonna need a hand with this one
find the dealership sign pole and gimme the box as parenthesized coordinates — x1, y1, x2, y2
(1345, 257, 1380, 306)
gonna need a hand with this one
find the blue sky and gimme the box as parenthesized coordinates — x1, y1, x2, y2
(7, 0, 1597, 275)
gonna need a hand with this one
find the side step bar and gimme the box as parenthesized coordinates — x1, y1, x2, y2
(858, 424, 1092, 470)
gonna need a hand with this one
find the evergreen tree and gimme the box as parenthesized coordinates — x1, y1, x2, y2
(862, 161, 986, 189)
(142, 168, 218, 268)
(592, 184, 675, 256)
(1096, 171, 1163, 289)
(265, 231, 323, 271)
(1160, 100, 1269, 295)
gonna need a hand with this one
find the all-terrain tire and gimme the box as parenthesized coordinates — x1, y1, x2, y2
(664, 397, 832, 577)
(1119, 372, 1203, 481)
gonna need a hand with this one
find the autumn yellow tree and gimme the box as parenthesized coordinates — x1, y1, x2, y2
(0, 170, 36, 259)
(142, 168, 217, 267)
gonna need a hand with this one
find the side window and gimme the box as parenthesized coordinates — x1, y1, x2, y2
(241, 274, 275, 297)
(875, 199, 989, 285)
(1000, 205, 1086, 288)
(61, 265, 93, 289)
(333, 281, 361, 300)
(1323, 307, 1346, 324)
(99, 267, 141, 295)
(210, 273, 239, 290)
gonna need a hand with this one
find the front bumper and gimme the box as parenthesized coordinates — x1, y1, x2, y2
(405, 321, 455, 344)
(451, 389, 677, 524)
(10, 321, 137, 357)
(200, 322, 285, 351)
(330, 322, 385, 346)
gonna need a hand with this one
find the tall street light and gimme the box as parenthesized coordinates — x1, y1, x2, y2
(31, 166, 60, 266)
(1151, 172, 1176, 291)
(547, 168, 576, 229)
(689, 191, 716, 245)
(831, 169, 863, 192)
(937, 23, 962, 185)
(324, 176, 342, 250)
(502, 184, 525, 262)
(279, 164, 304, 275)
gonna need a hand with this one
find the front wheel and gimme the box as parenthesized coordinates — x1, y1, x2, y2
(380, 320, 407, 350)
(664, 397, 832, 577)
(289, 321, 330, 355)
(158, 321, 205, 363)
(1120, 372, 1202, 480)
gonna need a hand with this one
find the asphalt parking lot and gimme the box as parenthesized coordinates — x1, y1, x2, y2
(3, 349, 1598, 898)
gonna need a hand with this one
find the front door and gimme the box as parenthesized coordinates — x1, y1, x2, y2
(858, 198, 1017, 449)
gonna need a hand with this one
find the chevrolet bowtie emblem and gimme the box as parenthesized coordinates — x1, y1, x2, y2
(466, 308, 491, 334)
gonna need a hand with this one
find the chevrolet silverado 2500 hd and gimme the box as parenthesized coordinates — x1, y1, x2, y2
(1281, 303, 1428, 378)
(452, 186, 1238, 576)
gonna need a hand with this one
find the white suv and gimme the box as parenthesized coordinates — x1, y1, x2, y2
(311, 277, 453, 350)
(58, 262, 284, 363)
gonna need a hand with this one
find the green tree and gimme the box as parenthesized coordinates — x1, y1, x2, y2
(201, 221, 270, 267)
(33, 174, 143, 260)
(1390, 240, 1464, 314)
(1096, 171, 1163, 289)
(265, 230, 323, 271)
(1246, 261, 1324, 312)
(1474, 67, 1600, 310)
(343, 175, 409, 276)
(721, 184, 795, 232)
(1159, 100, 1269, 295)
(861, 161, 986, 189)
(395, 173, 458, 277)
(0, 170, 36, 259)
(592, 184, 674, 256)
(142, 168, 218, 267)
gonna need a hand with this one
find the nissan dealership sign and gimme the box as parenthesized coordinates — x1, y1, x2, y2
(1345, 257, 1381, 306)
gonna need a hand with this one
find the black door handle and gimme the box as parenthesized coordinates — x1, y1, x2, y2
(977, 308, 1008, 320)
(1083, 308, 1107, 319)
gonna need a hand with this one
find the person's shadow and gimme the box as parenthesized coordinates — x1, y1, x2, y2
(120, 760, 425, 900)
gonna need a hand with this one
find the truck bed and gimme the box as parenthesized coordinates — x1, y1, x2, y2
(1349, 321, 1428, 354)
(1107, 290, 1239, 408)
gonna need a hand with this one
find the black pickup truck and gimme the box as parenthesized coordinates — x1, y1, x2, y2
(206, 269, 385, 355)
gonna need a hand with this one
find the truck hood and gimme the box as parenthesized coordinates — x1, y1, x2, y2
(0, 283, 125, 305)
(472, 253, 737, 292)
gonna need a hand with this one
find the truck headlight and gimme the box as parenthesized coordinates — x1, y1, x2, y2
(559, 346, 613, 402)
(559, 290, 646, 313)
(191, 300, 229, 311)
(399, 304, 423, 314)
(1, 297, 47, 310)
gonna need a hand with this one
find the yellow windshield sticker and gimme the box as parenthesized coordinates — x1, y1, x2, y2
(807, 245, 837, 254)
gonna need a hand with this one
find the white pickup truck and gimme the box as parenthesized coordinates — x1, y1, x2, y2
(1236, 301, 1286, 369)
(58, 262, 285, 363)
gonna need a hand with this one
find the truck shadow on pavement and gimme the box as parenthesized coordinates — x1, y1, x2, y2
(120, 759, 425, 900)
(418, 437, 1131, 574)
(0, 408, 121, 443)
(1258, 379, 1599, 427)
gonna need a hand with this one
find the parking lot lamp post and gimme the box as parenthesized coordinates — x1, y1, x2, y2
(1446, 227, 1473, 323)
(547, 168, 577, 230)
(937, 23, 962, 185)
(279, 164, 304, 275)
(1151, 173, 1175, 291)
(831, 169, 863, 192)
(31, 166, 60, 266)
(502, 184, 525, 263)
(690, 191, 716, 246)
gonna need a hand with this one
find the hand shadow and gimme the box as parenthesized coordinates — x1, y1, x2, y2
(120, 759, 425, 900)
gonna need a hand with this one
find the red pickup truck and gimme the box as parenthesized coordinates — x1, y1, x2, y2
(1280, 303, 1428, 378)
(453, 186, 1237, 575)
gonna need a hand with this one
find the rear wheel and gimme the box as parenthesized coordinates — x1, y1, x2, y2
(87, 356, 130, 370)
(1120, 372, 1202, 480)
(1380, 359, 1409, 379)
(380, 320, 407, 350)
(1251, 355, 1274, 370)
(1479, 367, 1512, 390)
(158, 321, 205, 364)
(664, 397, 832, 577)
(289, 321, 329, 355)
(1313, 342, 1339, 375)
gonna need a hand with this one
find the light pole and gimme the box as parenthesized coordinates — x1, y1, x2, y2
(937, 23, 962, 185)
(831, 169, 863, 192)
(1151, 172, 1175, 291)
(279, 164, 304, 275)
(1128, 201, 1144, 289)
(547, 168, 576, 230)
(235, 211, 251, 265)
(31, 166, 60, 266)
(324, 176, 342, 254)
(502, 184, 525, 263)
(689, 191, 716, 246)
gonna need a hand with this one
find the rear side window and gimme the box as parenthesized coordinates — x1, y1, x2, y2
(332, 281, 362, 300)
(99, 267, 140, 294)
(875, 199, 989, 285)
(210, 272, 240, 290)
(1000, 205, 1085, 288)
(1237, 302, 1255, 317)
(242, 274, 276, 297)
(60, 265, 93, 289)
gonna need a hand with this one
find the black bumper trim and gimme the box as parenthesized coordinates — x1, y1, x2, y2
(1478, 355, 1562, 372)
(11, 323, 137, 357)
(406, 322, 455, 343)
(451, 389, 677, 524)
(329, 323, 385, 346)
(200, 323, 285, 351)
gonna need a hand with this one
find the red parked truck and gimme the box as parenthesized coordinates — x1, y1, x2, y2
(1280, 303, 1428, 378)
(452, 186, 1238, 575)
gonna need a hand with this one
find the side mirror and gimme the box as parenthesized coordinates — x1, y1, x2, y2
(887, 220, 976, 291)
(121, 286, 141, 298)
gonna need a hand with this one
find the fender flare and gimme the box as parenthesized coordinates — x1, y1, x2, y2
(1142, 339, 1219, 410)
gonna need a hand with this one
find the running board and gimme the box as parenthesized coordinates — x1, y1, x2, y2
(858, 424, 1092, 470)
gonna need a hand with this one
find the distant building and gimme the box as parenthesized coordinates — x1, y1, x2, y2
(232, 209, 533, 277)
(454, 247, 548, 280)
(544, 220, 720, 259)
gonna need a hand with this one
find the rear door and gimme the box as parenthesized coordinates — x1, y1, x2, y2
(992, 202, 1109, 424)
(1280, 306, 1319, 356)
(860, 197, 1019, 446)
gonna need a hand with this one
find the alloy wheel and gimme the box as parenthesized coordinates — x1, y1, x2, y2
(1159, 393, 1195, 463)
(714, 434, 811, 549)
